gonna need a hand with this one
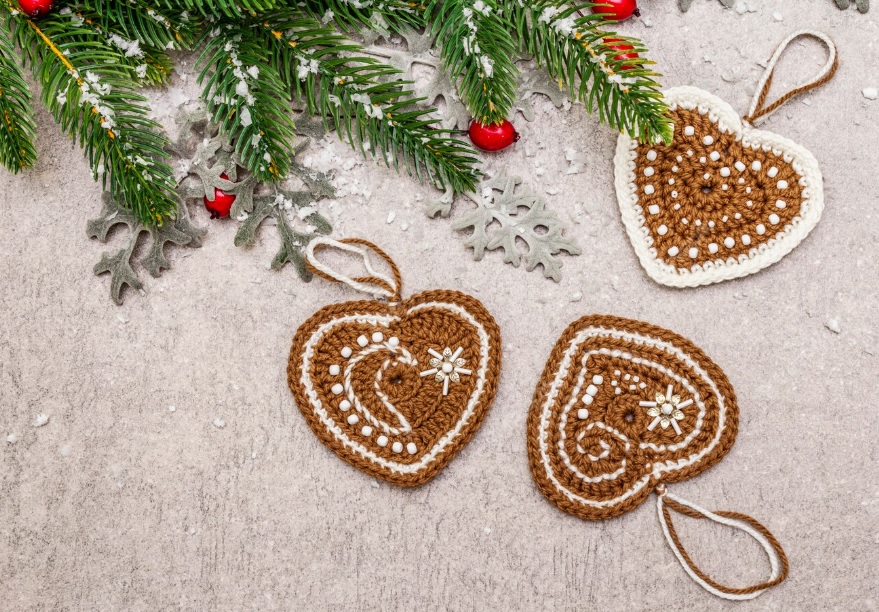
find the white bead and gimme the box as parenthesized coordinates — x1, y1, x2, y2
(719, 167, 731, 177)
(646, 150, 657, 161)
(377, 435, 389, 447)
(391, 441, 403, 453)
(742, 234, 751, 246)
(776, 200, 786, 209)
(577, 408, 589, 420)
(615, 388, 622, 395)
(709, 151, 721, 161)
(724, 237, 735, 249)
(746, 186, 752, 194)
(668, 178, 675, 185)
(357, 335, 368, 347)
(586, 384, 599, 397)
(371, 332, 384, 343)
(708, 221, 715, 228)
(702, 135, 714, 145)
(339, 400, 351, 411)
(708, 243, 719, 254)
(767, 166, 779, 178)
(756, 224, 766, 235)
(734, 161, 746, 172)
(671, 191, 679, 198)
(592, 375, 604, 384)
(672, 165, 679, 172)
(684, 126, 695, 136)
(582, 394, 594, 405)
(406, 442, 417, 455)
(388, 337, 400, 347)
(648, 204, 660, 215)
(703, 173, 711, 180)
(341, 347, 352, 358)
(644, 167, 655, 177)
(442, 362, 453, 373)
(777, 180, 788, 189)
(329, 364, 341, 376)
(769, 214, 780, 225)
(688, 247, 698, 259)
(668, 246, 680, 257)
(347, 414, 359, 425)
(751, 160, 762, 171)
(361, 426, 373, 436)
(331, 383, 344, 395)
(699, 156, 707, 164)
(734, 212, 741, 220)
(644, 185, 655, 195)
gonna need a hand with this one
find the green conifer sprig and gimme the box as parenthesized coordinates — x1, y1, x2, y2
(0, 22, 36, 171)
(5, 4, 179, 222)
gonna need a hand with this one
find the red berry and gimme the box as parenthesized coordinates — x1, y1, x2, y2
(204, 173, 237, 218)
(604, 37, 640, 70)
(468, 119, 520, 152)
(591, 0, 640, 21)
(17, 0, 53, 18)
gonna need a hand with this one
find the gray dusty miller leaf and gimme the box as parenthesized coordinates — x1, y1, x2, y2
(89, 107, 334, 303)
(452, 175, 581, 282)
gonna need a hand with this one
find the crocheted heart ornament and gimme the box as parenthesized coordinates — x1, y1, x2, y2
(615, 31, 837, 287)
(527, 315, 787, 599)
(288, 238, 501, 487)
(527, 315, 738, 520)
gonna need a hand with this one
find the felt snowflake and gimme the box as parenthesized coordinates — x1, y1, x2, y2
(450, 174, 581, 281)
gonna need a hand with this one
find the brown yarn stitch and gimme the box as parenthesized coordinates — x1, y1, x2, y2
(527, 315, 738, 520)
(633, 107, 804, 269)
(288, 238, 502, 487)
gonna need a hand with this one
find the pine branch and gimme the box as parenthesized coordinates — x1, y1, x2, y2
(195, 20, 296, 182)
(0, 18, 36, 172)
(58, 5, 173, 85)
(253, 9, 480, 193)
(425, 0, 518, 124)
(508, 1, 672, 143)
(299, 0, 425, 36)
(5, 5, 179, 223)
(154, 0, 282, 18)
(79, 0, 195, 50)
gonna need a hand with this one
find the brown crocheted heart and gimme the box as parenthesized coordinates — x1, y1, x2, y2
(615, 87, 825, 287)
(289, 290, 501, 487)
(527, 315, 738, 520)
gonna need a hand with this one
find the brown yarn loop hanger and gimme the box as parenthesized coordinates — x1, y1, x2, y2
(655, 485, 789, 600)
(305, 237, 403, 303)
(743, 30, 838, 124)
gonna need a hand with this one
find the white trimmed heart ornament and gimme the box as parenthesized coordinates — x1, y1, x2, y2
(288, 238, 501, 487)
(614, 31, 838, 287)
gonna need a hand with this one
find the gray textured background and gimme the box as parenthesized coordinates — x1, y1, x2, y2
(1, 1, 878, 610)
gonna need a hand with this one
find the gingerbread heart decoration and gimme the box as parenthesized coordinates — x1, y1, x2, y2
(528, 315, 788, 600)
(288, 238, 501, 487)
(615, 31, 838, 287)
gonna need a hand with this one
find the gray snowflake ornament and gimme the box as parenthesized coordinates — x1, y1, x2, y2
(453, 175, 581, 281)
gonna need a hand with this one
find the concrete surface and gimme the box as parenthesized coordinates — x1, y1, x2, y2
(1, 1, 878, 610)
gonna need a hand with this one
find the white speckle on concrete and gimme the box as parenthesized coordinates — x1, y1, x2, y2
(772, 11, 783, 20)
(168, 405, 176, 413)
(33, 414, 49, 428)
(386, 211, 396, 224)
(6, 433, 17, 444)
(570, 291, 583, 302)
(825, 318, 841, 334)
(213, 418, 226, 428)
(863, 88, 878, 101)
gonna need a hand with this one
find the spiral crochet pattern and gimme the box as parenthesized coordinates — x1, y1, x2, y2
(527, 315, 787, 600)
(288, 238, 502, 487)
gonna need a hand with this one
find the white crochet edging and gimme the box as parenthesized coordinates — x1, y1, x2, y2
(613, 86, 825, 288)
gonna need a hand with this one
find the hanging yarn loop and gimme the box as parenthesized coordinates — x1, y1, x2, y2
(744, 30, 838, 125)
(655, 486, 789, 601)
(305, 237, 403, 303)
